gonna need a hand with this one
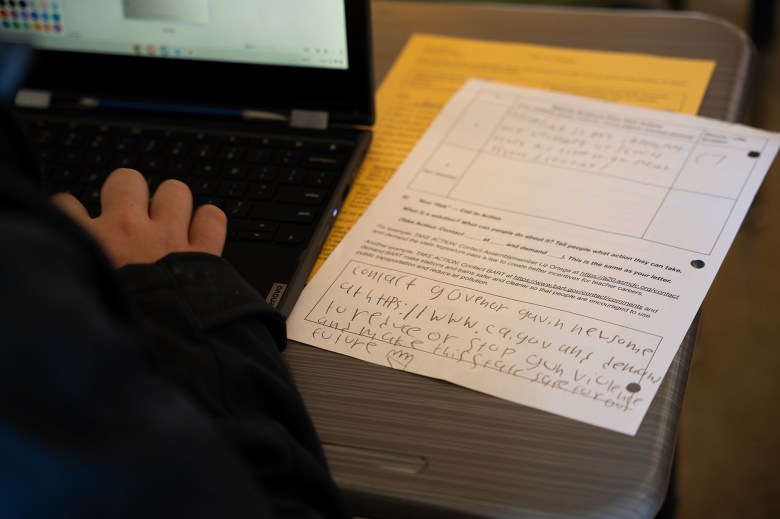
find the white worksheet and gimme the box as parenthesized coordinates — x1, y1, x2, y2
(287, 79, 780, 435)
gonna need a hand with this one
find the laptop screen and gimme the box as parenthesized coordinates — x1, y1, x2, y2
(6, 0, 373, 125)
(0, 0, 349, 70)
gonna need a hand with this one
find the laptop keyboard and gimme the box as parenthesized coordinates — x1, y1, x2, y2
(22, 117, 356, 246)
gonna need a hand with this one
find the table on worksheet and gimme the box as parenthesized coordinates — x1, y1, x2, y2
(284, 2, 753, 518)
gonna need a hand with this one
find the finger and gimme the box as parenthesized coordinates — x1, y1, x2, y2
(50, 192, 93, 228)
(149, 179, 193, 234)
(100, 168, 151, 218)
(189, 204, 227, 256)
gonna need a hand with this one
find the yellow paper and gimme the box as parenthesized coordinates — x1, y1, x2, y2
(312, 34, 715, 275)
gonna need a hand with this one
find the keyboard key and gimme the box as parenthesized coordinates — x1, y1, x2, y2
(240, 229, 275, 242)
(138, 138, 163, 154)
(301, 153, 343, 169)
(191, 142, 216, 159)
(221, 134, 246, 145)
(277, 168, 305, 185)
(277, 225, 307, 244)
(307, 170, 335, 187)
(224, 199, 251, 218)
(274, 150, 299, 166)
(245, 149, 273, 163)
(167, 159, 193, 175)
(138, 157, 165, 173)
(275, 186, 326, 205)
(80, 169, 107, 186)
(287, 139, 311, 150)
(248, 165, 277, 182)
(110, 154, 137, 169)
(244, 221, 279, 233)
(250, 204, 316, 224)
(85, 133, 111, 149)
(219, 145, 245, 161)
(61, 132, 83, 148)
(84, 152, 112, 168)
(194, 196, 223, 208)
(83, 187, 102, 205)
(247, 183, 275, 201)
(318, 141, 350, 153)
(48, 167, 82, 184)
(59, 149, 85, 165)
(192, 161, 220, 177)
(222, 164, 249, 180)
(217, 181, 247, 198)
(165, 140, 190, 157)
(190, 178, 219, 196)
(113, 136, 137, 152)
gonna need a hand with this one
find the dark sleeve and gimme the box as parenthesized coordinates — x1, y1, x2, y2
(0, 173, 350, 518)
(117, 253, 351, 518)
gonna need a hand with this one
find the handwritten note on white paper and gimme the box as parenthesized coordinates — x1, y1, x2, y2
(288, 79, 780, 435)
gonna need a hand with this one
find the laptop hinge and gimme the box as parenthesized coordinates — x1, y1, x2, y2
(243, 108, 328, 129)
(15, 88, 52, 109)
(288, 109, 329, 130)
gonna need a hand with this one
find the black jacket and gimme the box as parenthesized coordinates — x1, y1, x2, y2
(0, 170, 351, 518)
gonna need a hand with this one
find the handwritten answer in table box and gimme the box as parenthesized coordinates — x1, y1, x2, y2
(445, 92, 698, 186)
(673, 136, 769, 198)
(302, 260, 665, 413)
(408, 91, 770, 253)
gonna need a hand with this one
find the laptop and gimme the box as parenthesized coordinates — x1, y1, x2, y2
(3, 0, 374, 317)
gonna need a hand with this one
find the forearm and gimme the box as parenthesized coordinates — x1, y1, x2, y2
(118, 253, 351, 518)
(0, 200, 269, 518)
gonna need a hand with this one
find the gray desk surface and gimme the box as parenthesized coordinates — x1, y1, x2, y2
(285, 2, 754, 518)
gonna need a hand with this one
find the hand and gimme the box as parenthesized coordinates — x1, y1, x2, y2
(51, 168, 227, 268)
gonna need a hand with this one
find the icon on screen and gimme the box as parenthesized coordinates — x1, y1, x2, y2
(0, 0, 63, 34)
